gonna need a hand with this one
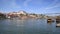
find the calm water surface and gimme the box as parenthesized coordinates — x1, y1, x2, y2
(0, 19, 60, 34)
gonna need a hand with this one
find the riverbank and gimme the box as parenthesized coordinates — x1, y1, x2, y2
(0, 10, 60, 20)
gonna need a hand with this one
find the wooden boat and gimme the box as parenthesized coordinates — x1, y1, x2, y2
(56, 18, 60, 27)
(47, 19, 54, 23)
(56, 19, 60, 23)
(56, 16, 60, 23)
(56, 17, 60, 27)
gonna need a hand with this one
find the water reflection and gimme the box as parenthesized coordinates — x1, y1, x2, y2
(0, 19, 60, 34)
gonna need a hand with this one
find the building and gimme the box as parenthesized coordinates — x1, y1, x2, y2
(17, 10, 27, 15)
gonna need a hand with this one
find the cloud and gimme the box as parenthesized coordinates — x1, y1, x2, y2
(49, 0, 58, 6)
(45, 0, 60, 9)
(0, 0, 21, 12)
(10, 0, 21, 8)
(45, 5, 60, 9)
(23, 0, 32, 7)
(0, 0, 21, 8)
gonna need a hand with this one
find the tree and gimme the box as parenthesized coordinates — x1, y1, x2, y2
(0, 13, 6, 19)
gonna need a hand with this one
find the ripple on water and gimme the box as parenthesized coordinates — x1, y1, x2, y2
(0, 19, 60, 34)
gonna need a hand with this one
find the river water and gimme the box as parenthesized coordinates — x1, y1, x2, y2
(0, 19, 60, 34)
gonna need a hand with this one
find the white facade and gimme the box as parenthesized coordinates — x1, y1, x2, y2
(17, 11, 27, 15)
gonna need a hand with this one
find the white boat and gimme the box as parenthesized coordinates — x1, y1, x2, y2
(8, 16, 11, 19)
(56, 23, 60, 27)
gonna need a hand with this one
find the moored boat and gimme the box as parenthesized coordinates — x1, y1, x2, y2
(56, 23, 60, 27)
(47, 19, 54, 23)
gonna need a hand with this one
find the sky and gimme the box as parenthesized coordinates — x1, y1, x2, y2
(0, 0, 60, 14)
